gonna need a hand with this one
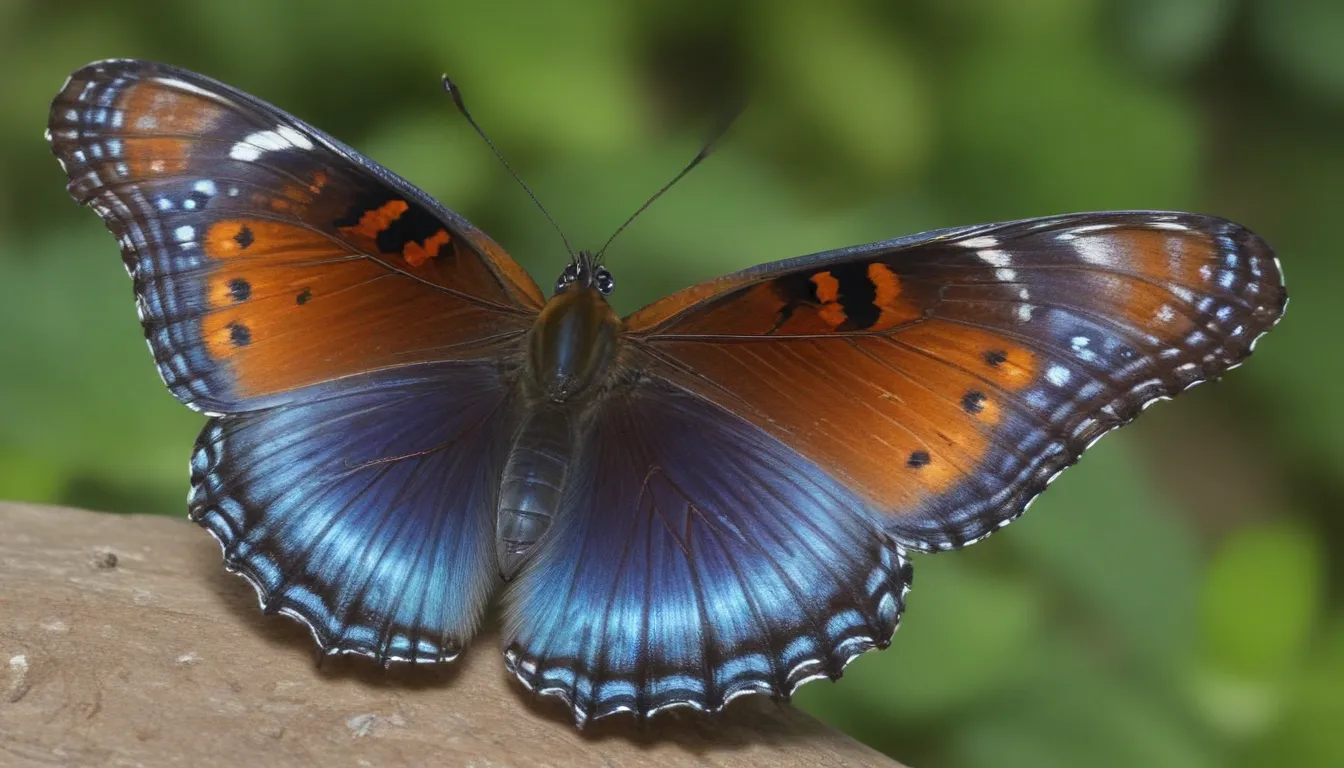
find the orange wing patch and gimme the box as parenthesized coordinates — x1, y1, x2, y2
(195, 219, 529, 399)
(403, 229, 452, 267)
(342, 199, 410, 240)
(204, 218, 331, 261)
(639, 329, 1036, 505)
(113, 80, 226, 176)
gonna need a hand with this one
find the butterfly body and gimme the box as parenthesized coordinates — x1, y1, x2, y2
(48, 59, 1286, 726)
(497, 254, 622, 577)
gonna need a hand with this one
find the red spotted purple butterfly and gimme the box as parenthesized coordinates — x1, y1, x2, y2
(47, 59, 1286, 726)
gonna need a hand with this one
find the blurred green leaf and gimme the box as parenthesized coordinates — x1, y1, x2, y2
(1250, 0, 1344, 102)
(796, 555, 1044, 729)
(1112, 0, 1232, 74)
(1240, 617, 1344, 767)
(1200, 520, 1322, 679)
(0, 230, 202, 500)
(1007, 434, 1201, 671)
(943, 18, 1199, 217)
(753, 0, 934, 183)
(954, 636, 1218, 768)
(0, 445, 64, 503)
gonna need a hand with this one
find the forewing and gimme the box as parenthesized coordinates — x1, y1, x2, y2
(190, 361, 512, 662)
(626, 212, 1287, 550)
(503, 381, 911, 724)
(47, 59, 543, 413)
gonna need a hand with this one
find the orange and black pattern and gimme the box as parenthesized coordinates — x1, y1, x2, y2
(628, 213, 1287, 550)
(47, 60, 541, 412)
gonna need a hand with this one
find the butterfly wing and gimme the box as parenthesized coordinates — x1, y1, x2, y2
(503, 212, 1285, 724)
(625, 212, 1287, 550)
(47, 59, 543, 414)
(503, 380, 911, 724)
(191, 361, 512, 662)
(48, 60, 536, 659)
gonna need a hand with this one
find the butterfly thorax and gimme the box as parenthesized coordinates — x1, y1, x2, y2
(496, 280, 621, 579)
(527, 282, 620, 402)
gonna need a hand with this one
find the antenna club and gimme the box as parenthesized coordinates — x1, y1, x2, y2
(441, 76, 468, 113)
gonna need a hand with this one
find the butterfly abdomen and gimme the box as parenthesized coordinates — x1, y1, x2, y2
(497, 406, 574, 580)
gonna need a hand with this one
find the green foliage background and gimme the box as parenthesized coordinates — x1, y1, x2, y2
(2, 1, 1341, 764)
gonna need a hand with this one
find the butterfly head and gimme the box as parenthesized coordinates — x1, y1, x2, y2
(555, 251, 614, 296)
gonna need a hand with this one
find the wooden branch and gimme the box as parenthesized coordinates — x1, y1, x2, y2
(0, 502, 901, 767)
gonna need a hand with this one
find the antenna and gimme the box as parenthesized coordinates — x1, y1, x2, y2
(442, 76, 574, 259)
(594, 106, 742, 263)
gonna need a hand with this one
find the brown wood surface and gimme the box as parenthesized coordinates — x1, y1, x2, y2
(0, 501, 902, 767)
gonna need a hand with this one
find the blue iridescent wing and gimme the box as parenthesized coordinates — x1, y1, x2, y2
(191, 361, 512, 662)
(502, 380, 912, 724)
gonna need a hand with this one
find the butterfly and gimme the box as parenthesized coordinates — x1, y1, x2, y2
(47, 59, 1286, 726)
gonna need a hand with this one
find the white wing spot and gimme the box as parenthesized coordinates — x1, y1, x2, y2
(979, 250, 1012, 267)
(276, 125, 314, 149)
(1017, 303, 1035, 322)
(1074, 237, 1113, 265)
(1155, 304, 1176, 323)
(229, 142, 261, 162)
(194, 179, 217, 195)
(174, 225, 195, 243)
(1070, 335, 1097, 362)
(151, 76, 229, 102)
(1046, 365, 1072, 387)
(961, 236, 999, 249)
(230, 125, 315, 162)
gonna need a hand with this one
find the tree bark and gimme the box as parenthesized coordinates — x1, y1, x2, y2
(0, 502, 901, 767)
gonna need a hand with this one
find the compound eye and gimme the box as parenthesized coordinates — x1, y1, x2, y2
(555, 263, 580, 292)
(594, 268, 615, 295)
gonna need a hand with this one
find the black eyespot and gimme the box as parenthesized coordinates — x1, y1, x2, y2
(228, 322, 251, 346)
(907, 450, 930, 469)
(961, 390, 986, 415)
(227, 278, 251, 302)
